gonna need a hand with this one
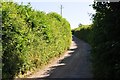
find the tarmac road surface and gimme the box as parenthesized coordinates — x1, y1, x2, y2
(28, 36, 93, 78)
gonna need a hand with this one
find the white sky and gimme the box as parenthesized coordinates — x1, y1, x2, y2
(16, 0, 95, 29)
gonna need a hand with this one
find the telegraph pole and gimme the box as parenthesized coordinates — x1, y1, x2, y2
(60, 5, 63, 16)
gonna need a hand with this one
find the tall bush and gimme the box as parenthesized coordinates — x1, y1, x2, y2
(2, 2, 72, 79)
(91, 2, 120, 79)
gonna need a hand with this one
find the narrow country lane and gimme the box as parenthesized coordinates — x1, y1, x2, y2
(28, 36, 93, 78)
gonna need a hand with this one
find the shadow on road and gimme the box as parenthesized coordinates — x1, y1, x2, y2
(33, 36, 79, 78)
(22, 36, 93, 79)
(35, 36, 93, 79)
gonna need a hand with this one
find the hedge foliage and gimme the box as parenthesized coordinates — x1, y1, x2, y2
(73, 1, 120, 79)
(72, 25, 92, 42)
(91, 2, 120, 79)
(2, 2, 72, 79)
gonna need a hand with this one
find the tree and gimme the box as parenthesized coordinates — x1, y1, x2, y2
(91, 1, 120, 79)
